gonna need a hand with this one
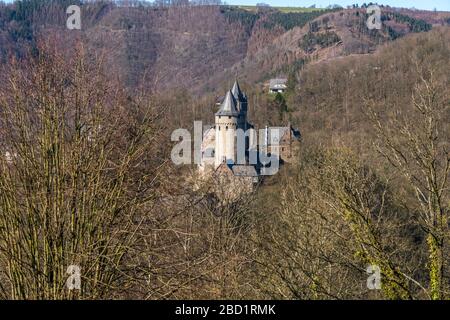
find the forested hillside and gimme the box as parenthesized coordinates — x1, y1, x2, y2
(251, 27, 450, 299)
(0, 1, 447, 94)
(0, 0, 449, 300)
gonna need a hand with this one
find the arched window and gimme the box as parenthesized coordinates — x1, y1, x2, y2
(226, 126, 228, 130)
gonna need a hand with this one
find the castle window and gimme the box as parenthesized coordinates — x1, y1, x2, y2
(228, 116, 231, 119)
(218, 126, 221, 131)
(226, 126, 228, 130)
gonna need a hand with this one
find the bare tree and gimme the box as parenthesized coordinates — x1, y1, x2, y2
(0, 39, 162, 299)
(251, 148, 421, 299)
(367, 62, 450, 299)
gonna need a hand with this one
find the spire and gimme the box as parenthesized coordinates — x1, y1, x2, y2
(231, 80, 245, 102)
(216, 91, 239, 117)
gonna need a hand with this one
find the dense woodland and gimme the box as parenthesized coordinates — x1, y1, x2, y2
(0, 0, 449, 300)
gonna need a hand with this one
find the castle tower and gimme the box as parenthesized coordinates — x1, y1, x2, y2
(215, 90, 239, 168)
(231, 80, 248, 130)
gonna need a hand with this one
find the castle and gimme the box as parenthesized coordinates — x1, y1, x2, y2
(198, 80, 301, 184)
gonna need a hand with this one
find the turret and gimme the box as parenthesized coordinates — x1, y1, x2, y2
(215, 91, 239, 168)
(231, 80, 248, 130)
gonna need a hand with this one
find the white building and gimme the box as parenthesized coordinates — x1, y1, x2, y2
(269, 78, 287, 93)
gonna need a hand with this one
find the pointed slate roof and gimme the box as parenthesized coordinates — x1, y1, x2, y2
(231, 80, 245, 102)
(216, 90, 239, 117)
(266, 125, 301, 145)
